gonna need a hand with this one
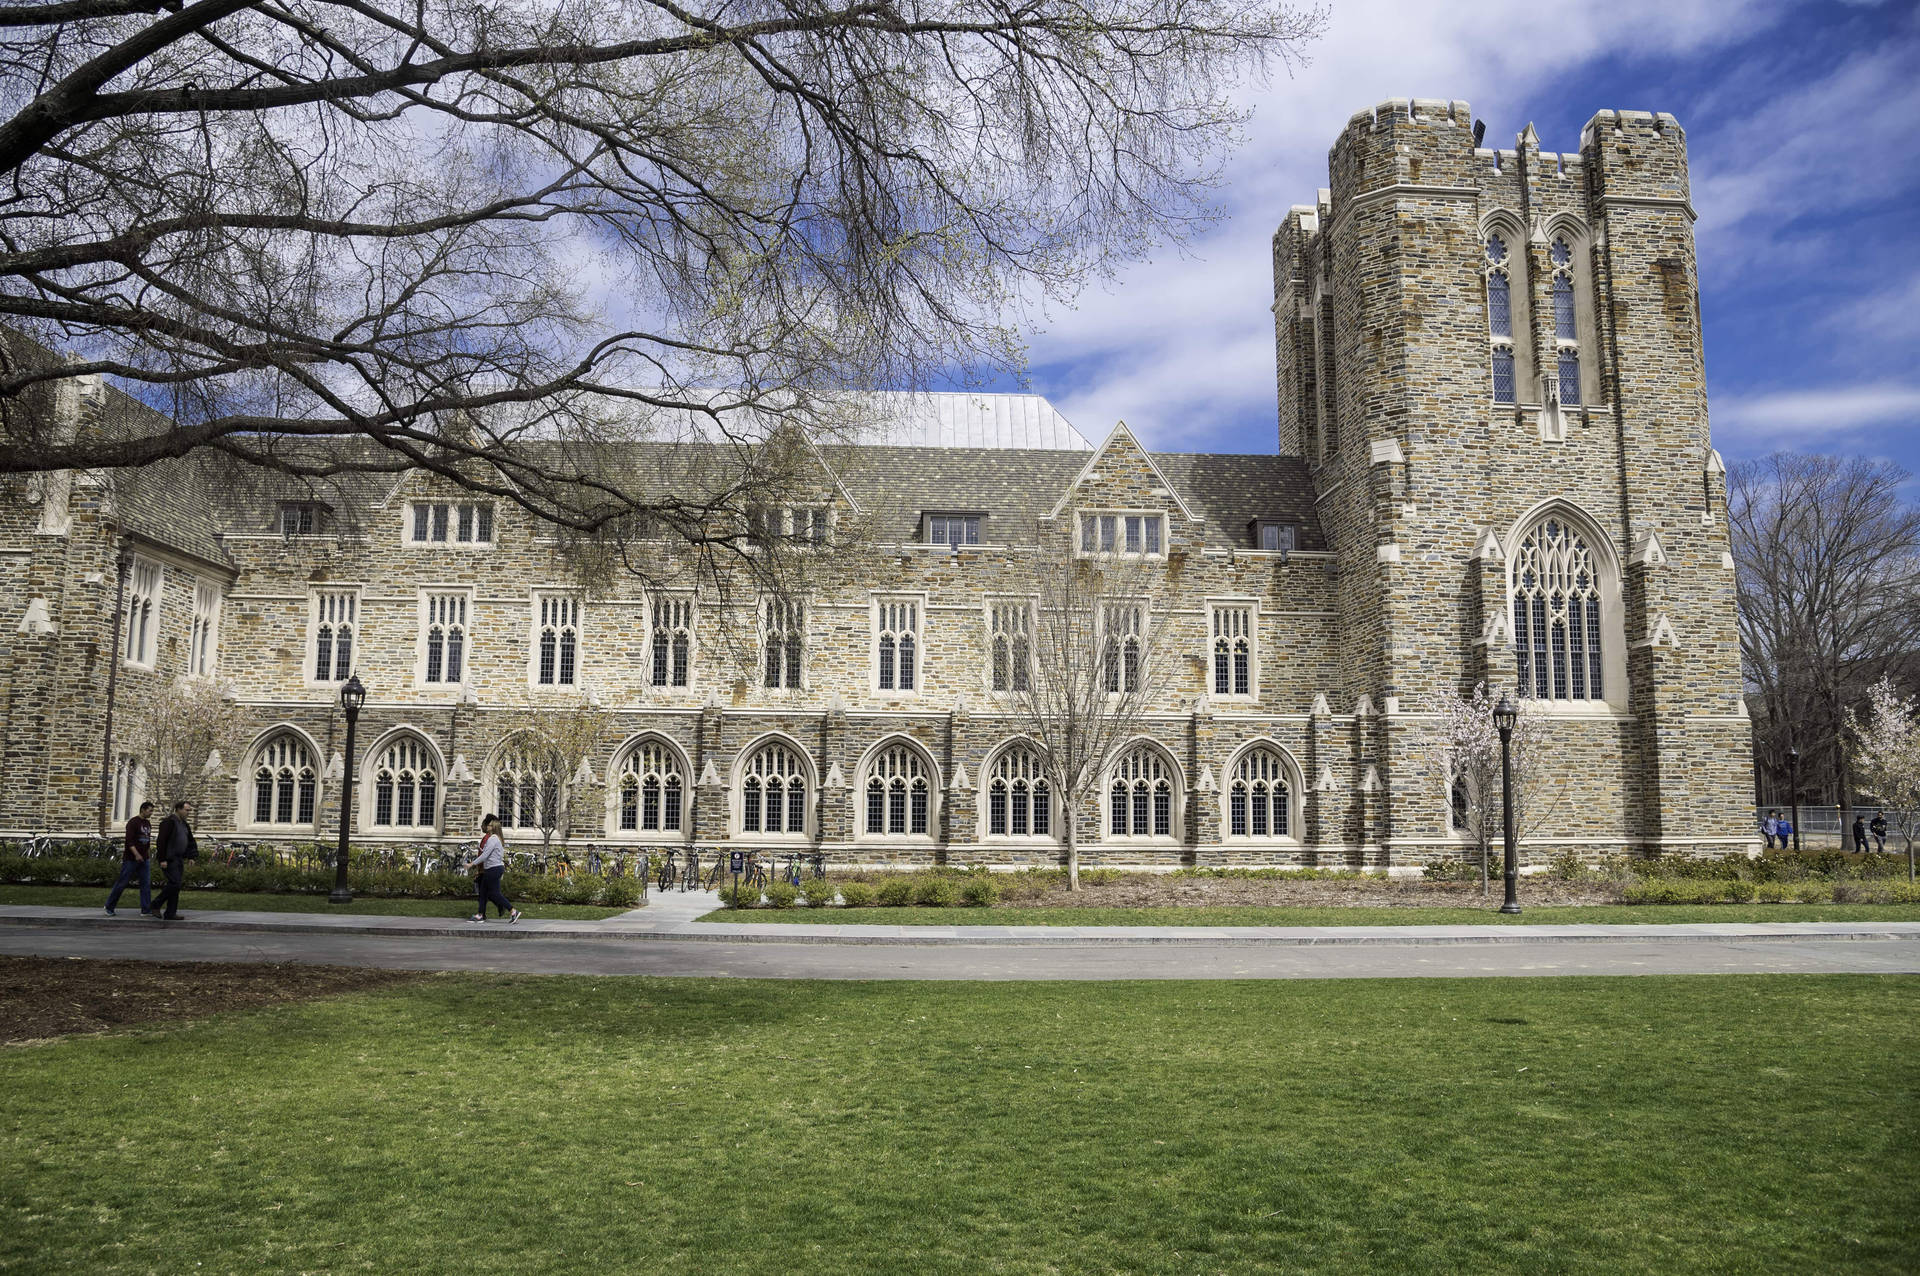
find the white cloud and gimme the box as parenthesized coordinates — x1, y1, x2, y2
(1714, 384, 1920, 442)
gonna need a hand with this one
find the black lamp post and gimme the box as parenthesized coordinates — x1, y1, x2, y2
(331, 674, 366, 904)
(1786, 745, 1802, 853)
(1494, 694, 1521, 915)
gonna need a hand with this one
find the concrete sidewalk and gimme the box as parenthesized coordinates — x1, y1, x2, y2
(7, 895, 1920, 947)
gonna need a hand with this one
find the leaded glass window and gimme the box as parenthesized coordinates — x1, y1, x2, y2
(1108, 746, 1176, 839)
(987, 747, 1051, 838)
(616, 739, 683, 834)
(369, 736, 438, 829)
(863, 745, 930, 836)
(252, 734, 317, 827)
(1512, 518, 1606, 702)
(740, 741, 808, 836)
(1227, 748, 1291, 839)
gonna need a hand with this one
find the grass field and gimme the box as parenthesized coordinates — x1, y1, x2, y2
(3, 973, 1915, 1273)
(0, 883, 632, 921)
(698, 902, 1920, 926)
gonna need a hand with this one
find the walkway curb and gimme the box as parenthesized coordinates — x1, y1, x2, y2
(5, 907, 1920, 947)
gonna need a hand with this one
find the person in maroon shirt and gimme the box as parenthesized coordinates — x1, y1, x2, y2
(105, 800, 154, 916)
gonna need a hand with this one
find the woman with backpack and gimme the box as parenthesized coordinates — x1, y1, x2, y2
(466, 814, 520, 924)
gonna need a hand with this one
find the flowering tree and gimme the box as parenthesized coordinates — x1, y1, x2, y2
(1438, 682, 1549, 895)
(1849, 676, 1920, 882)
(121, 676, 249, 813)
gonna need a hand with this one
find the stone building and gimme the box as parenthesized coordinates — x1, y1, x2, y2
(0, 99, 1757, 867)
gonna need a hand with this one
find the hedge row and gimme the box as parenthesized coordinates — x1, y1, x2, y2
(1622, 877, 1920, 905)
(0, 853, 643, 908)
(721, 870, 1001, 910)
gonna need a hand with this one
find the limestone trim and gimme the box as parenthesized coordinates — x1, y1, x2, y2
(1046, 420, 1199, 522)
(1327, 183, 1478, 237)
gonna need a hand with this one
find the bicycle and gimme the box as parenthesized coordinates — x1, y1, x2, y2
(702, 853, 729, 891)
(807, 852, 826, 880)
(780, 851, 804, 887)
(744, 853, 770, 892)
(681, 848, 701, 892)
(656, 848, 678, 893)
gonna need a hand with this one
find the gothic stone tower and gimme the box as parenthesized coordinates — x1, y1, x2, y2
(1273, 98, 1754, 860)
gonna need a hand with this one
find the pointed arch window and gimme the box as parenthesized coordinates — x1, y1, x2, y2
(311, 590, 357, 683)
(1484, 232, 1529, 405)
(989, 601, 1033, 693)
(1108, 746, 1177, 839)
(1549, 235, 1584, 408)
(740, 740, 809, 836)
(422, 592, 469, 685)
(1512, 517, 1606, 702)
(1227, 748, 1292, 839)
(493, 738, 561, 834)
(252, 734, 318, 827)
(1103, 603, 1144, 694)
(1210, 603, 1254, 699)
(369, 736, 439, 830)
(874, 598, 920, 694)
(650, 597, 694, 688)
(987, 746, 1052, 838)
(863, 745, 931, 837)
(616, 739, 684, 834)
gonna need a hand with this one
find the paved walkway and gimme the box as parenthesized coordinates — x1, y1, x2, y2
(3, 897, 1919, 979)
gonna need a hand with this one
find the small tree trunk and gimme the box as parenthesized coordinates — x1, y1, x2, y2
(1067, 814, 1080, 892)
(1479, 830, 1490, 898)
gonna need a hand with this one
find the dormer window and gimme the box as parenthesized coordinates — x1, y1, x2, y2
(1078, 511, 1164, 559)
(409, 500, 493, 545)
(1251, 520, 1297, 553)
(279, 502, 328, 536)
(926, 513, 981, 547)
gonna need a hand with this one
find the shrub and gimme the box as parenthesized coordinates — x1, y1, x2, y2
(800, 877, 837, 908)
(765, 881, 799, 909)
(837, 881, 877, 908)
(600, 876, 643, 908)
(960, 875, 1000, 907)
(875, 876, 915, 907)
(1622, 878, 1756, 905)
(914, 876, 958, 908)
(724, 881, 760, 909)
(1420, 856, 1480, 883)
(1546, 851, 1592, 883)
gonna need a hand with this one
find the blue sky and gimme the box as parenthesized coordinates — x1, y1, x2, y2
(1007, 0, 1920, 476)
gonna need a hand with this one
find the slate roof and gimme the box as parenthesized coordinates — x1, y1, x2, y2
(829, 445, 1325, 550)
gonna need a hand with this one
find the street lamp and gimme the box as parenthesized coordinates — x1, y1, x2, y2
(1786, 745, 1802, 854)
(331, 674, 367, 904)
(1493, 694, 1521, 915)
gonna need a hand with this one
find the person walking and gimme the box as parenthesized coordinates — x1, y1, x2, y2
(1760, 810, 1780, 850)
(466, 815, 519, 924)
(1852, 814, 1869, 854)
(105, 800, 154, 916)
(1775, 813, 1794, 853)
(152, 800, 198, 922)
(1871, 812, 1889, 853)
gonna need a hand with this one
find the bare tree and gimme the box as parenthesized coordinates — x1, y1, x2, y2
(490, 693, 606, 851)
(1003, 544, 1176, 890)
(1437, 682, 1551, 893)
(0, 0, 1323, 540)
(1730, 453, 1920, 830)
(121, 676, 248, 812)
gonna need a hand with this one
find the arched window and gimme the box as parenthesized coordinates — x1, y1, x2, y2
(989, 601, 1032, 693)
(251, 733, 318, 827)
(1108, 745, 1177, 839)
(986, 745, 1052, 838)
(368, 735, 439, 830)
(1103, 603, 1143, 694)
(862, 744, 932, 836)
(1227, 747, 1292, 839)
(492, 737, 561, 834)
(1549, 235, 1583, 408)
(1483, 230, 1532, 405)
(1512, 517, 1606, 702)
(614, 738, 684, 835)
(1449, 774, 1472, 834)
(740, 740, 809, 836)
(534, 595, 579, 687)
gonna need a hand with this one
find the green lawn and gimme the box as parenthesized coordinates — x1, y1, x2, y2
(698, 902, 1920, 926)
(0, 883, 633, 921)
(3, 974, 1916, 1273)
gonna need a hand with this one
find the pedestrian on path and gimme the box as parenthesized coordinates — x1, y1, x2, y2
(105, 800, 153, 916)
(1871, 812, 1889, 853)
(1761, 810, 1780, 849)
(1853, 815, 1869, 854)
(152, 800, 197, 921)
(1776, 814, 1794, 851)
(466, 815, 519, 924)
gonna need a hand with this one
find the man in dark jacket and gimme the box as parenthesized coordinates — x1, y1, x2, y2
(1871, 813, 1889, 853)
(105, 800, 153, 916)
(1853, 814, 1870, 854)
(152, 800, 197, 921)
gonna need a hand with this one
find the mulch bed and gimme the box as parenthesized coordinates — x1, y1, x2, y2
(836, 870, 1619, 909)
(0, 956, 417, 1046)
